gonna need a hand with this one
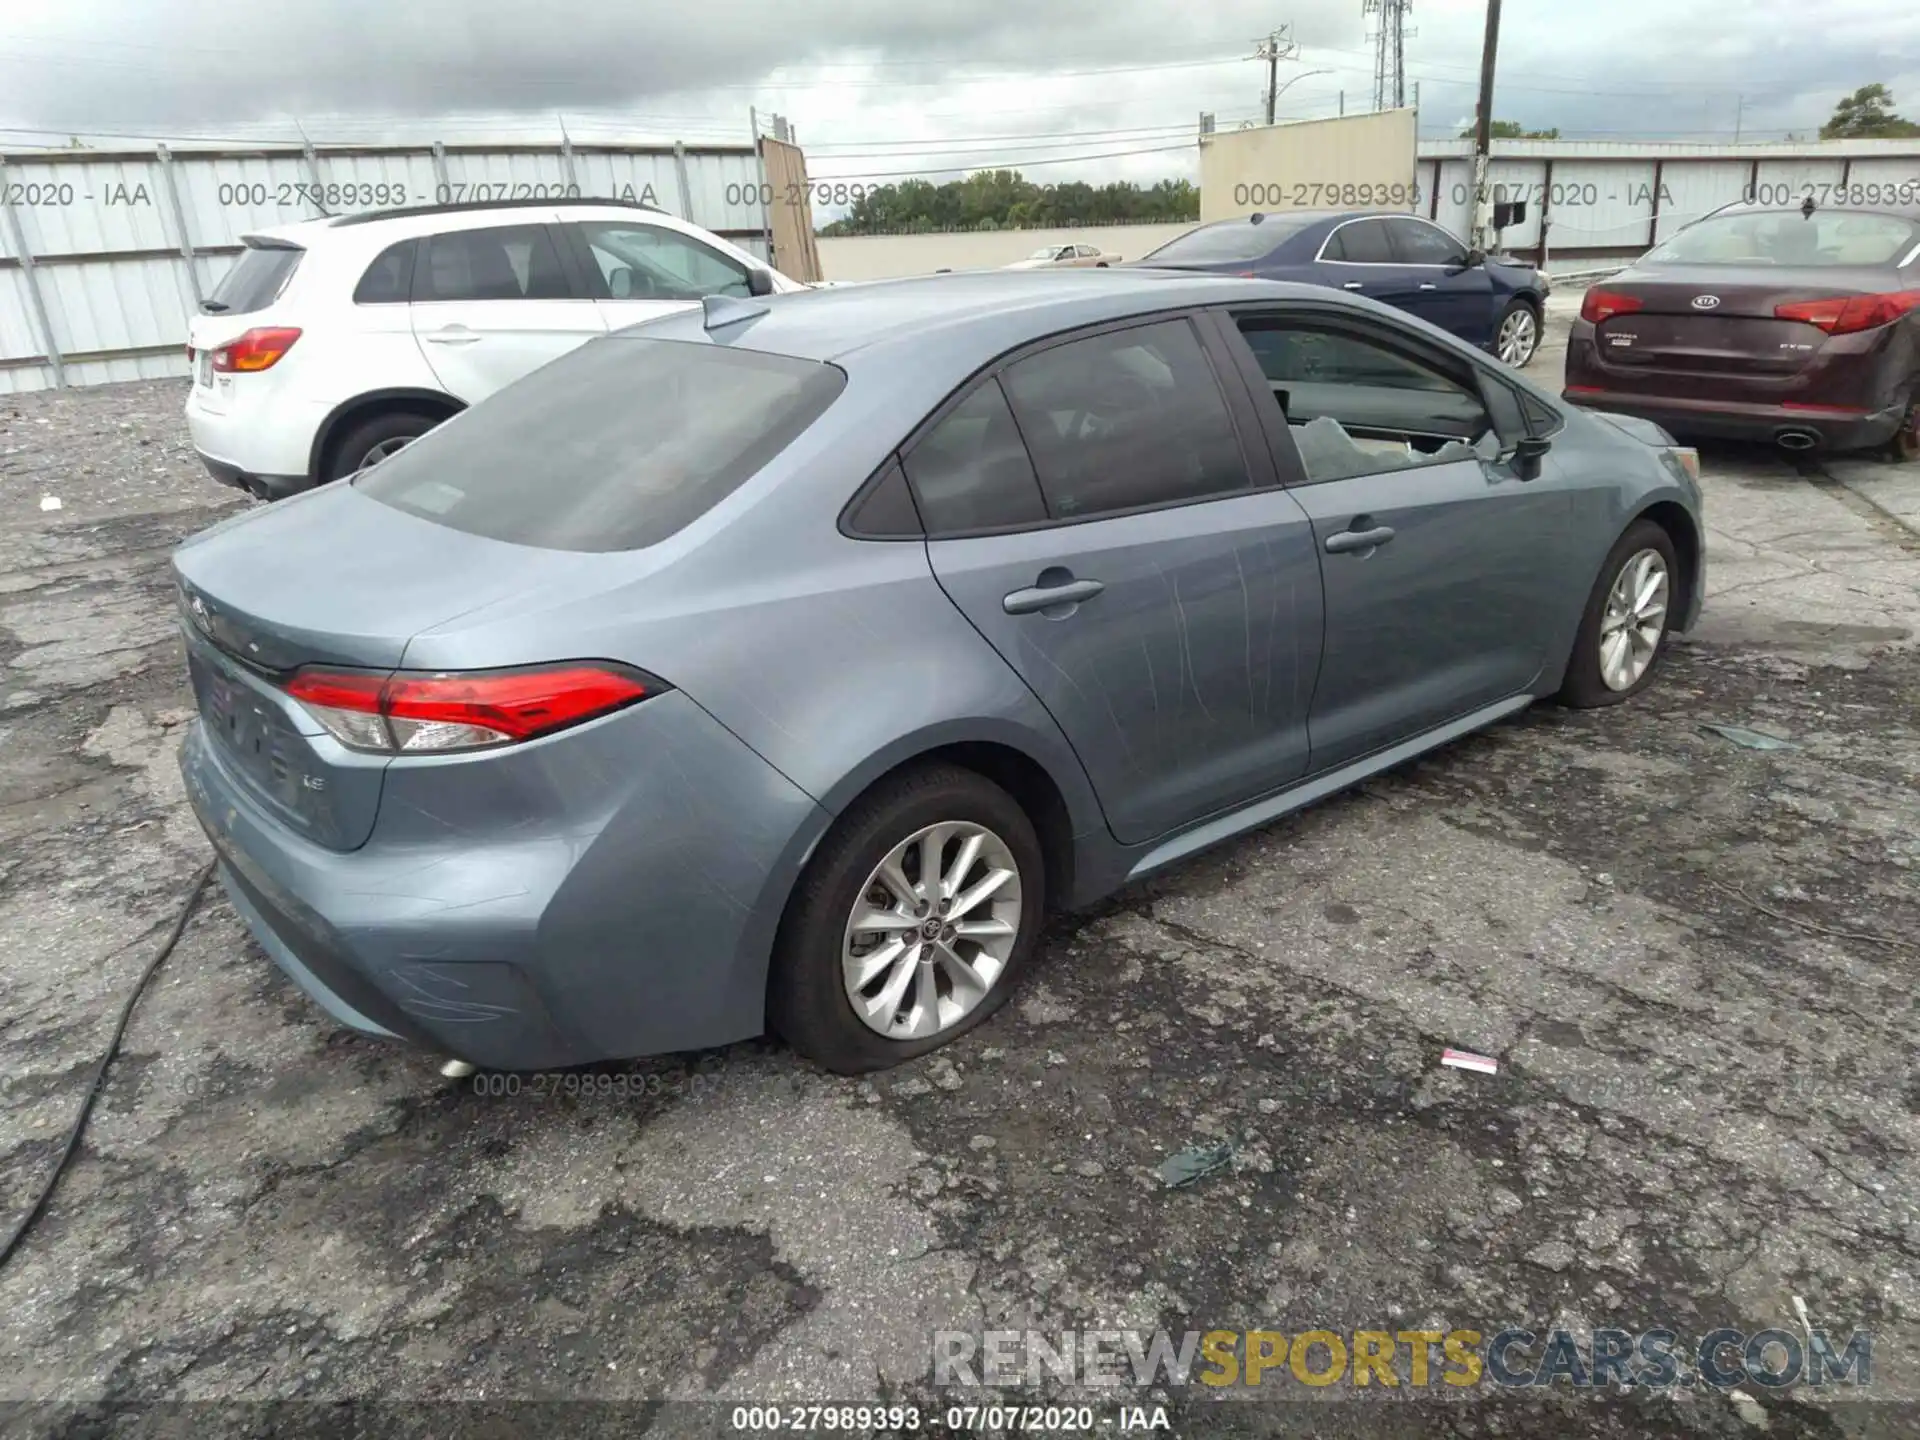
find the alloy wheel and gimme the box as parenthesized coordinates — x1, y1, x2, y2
(1599, 548, 1669, 691)
(1498, 306, 1539, 366)
(841, 821, 1022, 1041)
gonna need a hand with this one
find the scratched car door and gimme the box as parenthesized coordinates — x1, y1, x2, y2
(917, 315, 1326, 845)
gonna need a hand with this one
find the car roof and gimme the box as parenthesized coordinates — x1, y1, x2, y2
(1192, 210, 1347, 229)
(1693, 198, 1920, 223)
(617, 267, 1352, 369)
(237, 198, 695, 251)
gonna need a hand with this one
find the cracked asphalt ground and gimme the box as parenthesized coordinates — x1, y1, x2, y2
(2, 298, 1919, 1438)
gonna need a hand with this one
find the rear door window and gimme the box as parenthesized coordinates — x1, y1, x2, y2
(902, 380, 1048, 534)
(414, 224, 574, 302)
(1326, 219, 1394, 263)
(354, 338, 845, 552)
(999, 318, 1251, 519)
(206, 242, 303, 314)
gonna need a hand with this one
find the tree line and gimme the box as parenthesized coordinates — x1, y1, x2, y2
(818, 170, 1200, 236)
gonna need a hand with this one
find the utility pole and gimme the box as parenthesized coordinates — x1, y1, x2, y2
(1255, 26, 1300, 126)
(1469, 0, 1502, 252)
(1733, 94, 1744, 143)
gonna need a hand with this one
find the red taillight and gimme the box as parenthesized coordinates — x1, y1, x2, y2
(209, 326, 302, 373)
(285, 663, 659, 754)
(1774, 290, 1920, 336)
(1580, 288, 1643, 324)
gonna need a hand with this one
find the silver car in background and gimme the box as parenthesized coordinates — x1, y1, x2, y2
(1004, 243, 1122, 269)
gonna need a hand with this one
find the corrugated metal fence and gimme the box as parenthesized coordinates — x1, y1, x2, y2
(0, 139, 779, 392)
(6, 135, 1920, 389)
(1415, 138, 1920, 273)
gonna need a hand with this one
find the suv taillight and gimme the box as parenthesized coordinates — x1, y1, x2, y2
(285, 663, 661, 754)
(1775, 290, 1920, 336)
(1580, 288, 1642, 324)
(210, 326, 302, 373)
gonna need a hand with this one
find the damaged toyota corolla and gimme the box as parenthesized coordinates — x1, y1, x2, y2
(175, 269, 1705, 1075)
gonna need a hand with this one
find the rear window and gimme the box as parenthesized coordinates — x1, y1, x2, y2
(206, 242, 302, 314)
(1139, 218, 1309, 265)
(1646, 210, 1919, 268)
(353, 338, 846, 552)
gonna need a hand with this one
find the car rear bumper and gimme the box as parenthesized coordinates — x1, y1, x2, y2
(1562, 387, 1909, 451)
(197, 451, 313, 501)
(186, 380, 324, 491)
(179, 690, 832, 1070)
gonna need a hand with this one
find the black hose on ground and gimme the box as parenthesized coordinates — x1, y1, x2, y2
(0, 859, 217, 1272)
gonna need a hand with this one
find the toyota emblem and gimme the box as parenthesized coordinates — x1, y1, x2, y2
(1692, 294, 1721, 310)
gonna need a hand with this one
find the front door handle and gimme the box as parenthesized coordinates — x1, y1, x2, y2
(1418, 283, 1438, 291)
(1342, 282, 1365, 290)
(1325, 525, 1396, 554)
(1003, 575, 1105, 615)
(425, 327, 482, 345)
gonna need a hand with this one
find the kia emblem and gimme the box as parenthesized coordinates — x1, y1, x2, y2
(1692, 294, 1721, 310)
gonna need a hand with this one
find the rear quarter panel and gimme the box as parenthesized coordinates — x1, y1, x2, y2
(395, 361, 1112, 895)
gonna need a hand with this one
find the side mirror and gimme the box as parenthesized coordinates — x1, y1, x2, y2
(746, 268, 776, 298)
(1512, 434, 1552, 481)
(607, 266, 634, 299)
(1462, 247, 1487, 269)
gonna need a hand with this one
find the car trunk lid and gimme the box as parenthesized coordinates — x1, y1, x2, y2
(172, 485, 595, 851)
(1582, 265, 1899, 383)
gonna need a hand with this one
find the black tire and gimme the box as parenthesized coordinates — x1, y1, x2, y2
(768, 763, 1046, 1075)
(321, 410, 443, 483)
(1558, 518, 1679, 709)
(1095, 261, 1109, 268)
(1495, 297, 1543, 368)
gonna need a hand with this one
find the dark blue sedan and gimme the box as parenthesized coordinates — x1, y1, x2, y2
(1134, 210, 1551, 368)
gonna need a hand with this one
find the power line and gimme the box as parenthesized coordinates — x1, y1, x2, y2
(811, 141, 1200, 182)
(803, 122, 1227, 151)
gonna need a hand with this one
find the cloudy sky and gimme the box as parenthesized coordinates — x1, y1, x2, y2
(4, 0, 1920, 190)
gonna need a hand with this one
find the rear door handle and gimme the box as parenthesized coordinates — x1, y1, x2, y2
(425, 327, 482, 345)
(1418, 283, 1438, 291)
(1342, 282, 1365, 290)
(1003, 576, 1105, 615)
(1325, 525, 1396, 554)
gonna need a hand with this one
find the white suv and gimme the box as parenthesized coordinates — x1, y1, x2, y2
(185, 199, 805, 498)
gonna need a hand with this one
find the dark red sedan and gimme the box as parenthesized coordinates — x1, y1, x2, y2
(1564, 199, 1920, 458)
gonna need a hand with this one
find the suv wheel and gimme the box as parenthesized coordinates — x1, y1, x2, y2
(323, 411, 442, 482)
(769, 763, 1045, 1074)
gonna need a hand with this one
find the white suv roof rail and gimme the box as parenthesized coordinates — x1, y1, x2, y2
(327, 196, 668, 229)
